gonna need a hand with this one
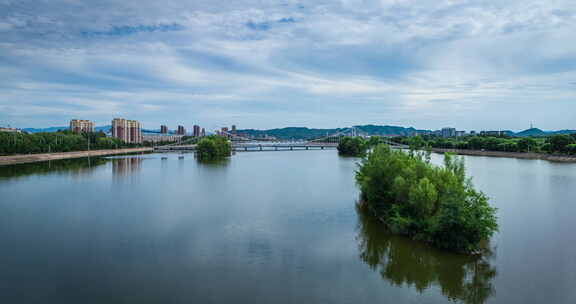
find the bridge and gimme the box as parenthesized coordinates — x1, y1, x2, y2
(153, 127, 407, 152)
(155, 142, 339, 152)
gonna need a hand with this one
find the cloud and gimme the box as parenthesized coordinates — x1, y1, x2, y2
(0, 0, 575, 130)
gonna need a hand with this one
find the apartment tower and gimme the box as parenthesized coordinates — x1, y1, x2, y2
(69, 119, 95, 134)
(112, 118, 142, 144)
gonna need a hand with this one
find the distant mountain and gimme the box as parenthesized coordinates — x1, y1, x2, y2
(514, 128, 576, 137)
(23, 125, 112, 133)
(237, 125, 431, 140)
(515, 128, 547, 137)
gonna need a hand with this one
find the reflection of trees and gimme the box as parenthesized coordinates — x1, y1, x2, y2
(0, 157, 108, 181)
(356, 203, 497, 304)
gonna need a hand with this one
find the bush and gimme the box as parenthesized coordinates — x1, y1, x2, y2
(356, 144, 498, 252)
(337, 136, 368, 156)
(196, 135, 232, 160)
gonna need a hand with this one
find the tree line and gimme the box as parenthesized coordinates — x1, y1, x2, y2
(392, 134, 576, 154)
(0, 130, 141, 156)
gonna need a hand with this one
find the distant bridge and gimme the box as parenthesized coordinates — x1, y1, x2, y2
(155, 142, 339, 152)
(153, 126, 407, 152)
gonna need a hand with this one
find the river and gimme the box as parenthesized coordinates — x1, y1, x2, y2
(0, 151, 575, 303)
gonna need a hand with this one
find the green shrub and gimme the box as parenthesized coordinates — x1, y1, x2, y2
(356, 144, 498, 252)
(337, 136, 368, 156)
(196, 135, 232, 160)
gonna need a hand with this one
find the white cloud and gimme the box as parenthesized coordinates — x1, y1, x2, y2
(0, 0, 575, 130)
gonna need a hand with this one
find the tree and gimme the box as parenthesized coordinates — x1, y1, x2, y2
(337, 136, 368, 156)
(547, 135, 575, 153)
(355, 144, 498, 252)
(196, 135, 231, 160)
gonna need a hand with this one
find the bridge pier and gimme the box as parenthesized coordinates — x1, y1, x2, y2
(259, 145, 262, 151)
(245, 147, 247, 151)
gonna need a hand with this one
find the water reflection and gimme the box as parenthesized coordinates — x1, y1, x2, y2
(112, 157, 143, 178)
(355, 204, 497, 304)
(0, 157, 107, 181)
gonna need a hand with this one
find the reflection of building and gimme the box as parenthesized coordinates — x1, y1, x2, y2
(112, 118, 142, 143)
(177, 125, 186, 135)
(112, 157, 143, 178)
(160, 125, 168, 134)
(69, 119, 94, 133)
(193, 125, 201, 137)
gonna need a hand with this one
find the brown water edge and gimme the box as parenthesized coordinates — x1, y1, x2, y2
(0, 147, 153, 166)
(431, 148, 576, 163)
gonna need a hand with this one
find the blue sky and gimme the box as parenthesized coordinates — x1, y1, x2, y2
(0, 0, 575, 131)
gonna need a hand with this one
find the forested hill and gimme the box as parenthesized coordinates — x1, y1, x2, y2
(237, 125, 430, 140)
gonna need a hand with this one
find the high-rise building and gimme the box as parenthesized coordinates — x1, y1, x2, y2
(201, 128, 206, 137)
(193, 125, 201, 137)
(441, 127, 457, 138)
(177, 125, 186, 135)
(112, 118, 142, 143)
(231, 125, 237, 135)
(69, 119, 95, 134)
(160, 125, 168, 134)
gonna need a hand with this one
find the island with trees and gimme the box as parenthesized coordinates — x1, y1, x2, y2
(355, 144, 498, 253)
(337, 136, 368, 156)
(196, 135, 232, 160)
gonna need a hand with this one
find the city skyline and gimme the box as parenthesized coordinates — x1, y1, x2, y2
(1, 1, 575, 130)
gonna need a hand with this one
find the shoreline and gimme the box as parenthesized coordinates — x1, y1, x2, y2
(0, 147, 154, 166)
(431, 148, 576, 163)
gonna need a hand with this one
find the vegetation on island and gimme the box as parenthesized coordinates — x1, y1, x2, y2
(196, 135, 232, 160)
(392, 134, 576, 155)
(337, 136, 368, 156)
(356, 144, 498, 253)
(0, 130, 141, 156)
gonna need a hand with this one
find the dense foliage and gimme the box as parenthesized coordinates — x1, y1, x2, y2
(392, 134, 576, 154)
(356, 144, 498, 252)
(0, 130, 139, 155)
(196, 135, 232, 160)
(337, 136, 368, 156)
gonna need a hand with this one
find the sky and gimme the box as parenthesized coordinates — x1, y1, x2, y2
(0, 0, 575, 131)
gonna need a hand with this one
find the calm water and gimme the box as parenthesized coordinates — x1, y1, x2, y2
(1, 151, 575, 304)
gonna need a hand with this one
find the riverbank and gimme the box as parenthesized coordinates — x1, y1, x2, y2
(431, 148, 576, 162)
(0, 147, 153, 166)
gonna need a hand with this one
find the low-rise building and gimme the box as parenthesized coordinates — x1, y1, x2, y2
(142, 134, 184, 143)
(0, 127, 22, 133)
